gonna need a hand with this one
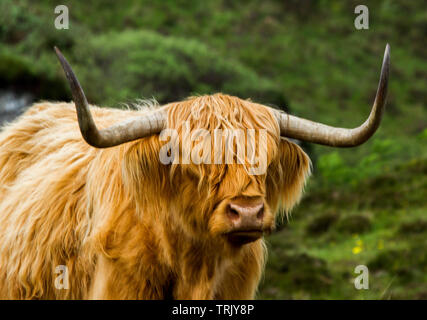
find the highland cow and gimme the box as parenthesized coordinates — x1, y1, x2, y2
(0, 45, 390, 299)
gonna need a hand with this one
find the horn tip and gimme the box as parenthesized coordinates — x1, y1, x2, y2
(54, 46, 66, 66)
(384, 44, 390, 62)
(54, 46, 61, 56)
(53, 47, 67, 65)
(380, 44, 391, 77)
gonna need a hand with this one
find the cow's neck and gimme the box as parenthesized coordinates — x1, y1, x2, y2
(156, 218, 247, 299)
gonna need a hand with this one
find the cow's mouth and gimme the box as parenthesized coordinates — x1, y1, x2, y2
(226, 230, 263, 245)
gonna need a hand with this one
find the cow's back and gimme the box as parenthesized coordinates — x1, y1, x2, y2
(0, 102, 138, 299)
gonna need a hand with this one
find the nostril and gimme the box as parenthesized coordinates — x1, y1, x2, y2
(257, 205, 264, 220)
(227, 205, 240, 221)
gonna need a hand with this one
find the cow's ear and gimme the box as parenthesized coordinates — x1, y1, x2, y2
(267, 139, 311, 216)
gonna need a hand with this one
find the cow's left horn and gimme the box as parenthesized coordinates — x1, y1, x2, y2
(273, 44, 390, 147)
(54, 47, 166, 148)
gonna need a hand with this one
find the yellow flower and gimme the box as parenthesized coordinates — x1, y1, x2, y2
(378, 239, 384, 250)
(352, 246, 363, 255)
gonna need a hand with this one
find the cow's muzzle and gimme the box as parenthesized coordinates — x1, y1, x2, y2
(225, 197, 265, 245)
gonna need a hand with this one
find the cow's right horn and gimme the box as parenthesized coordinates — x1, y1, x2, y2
(55, 47, 166, 148)
(273, 44, 390, 147)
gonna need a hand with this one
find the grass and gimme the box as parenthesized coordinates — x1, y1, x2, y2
(260, 158, 427, 299)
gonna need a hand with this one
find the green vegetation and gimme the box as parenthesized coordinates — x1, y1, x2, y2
(72, 30, 286, 107)
(259, 159, 427, 299)
(1, 0, 426, 299)
(261, 158, 427, 299)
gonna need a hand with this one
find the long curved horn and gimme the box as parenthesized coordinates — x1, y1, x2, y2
(274, 44, 390, 147)
(54, 47, 166, 148)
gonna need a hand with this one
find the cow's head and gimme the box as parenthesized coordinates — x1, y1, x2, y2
(156, 94, 311, 246)
(54, 45, 390, 247)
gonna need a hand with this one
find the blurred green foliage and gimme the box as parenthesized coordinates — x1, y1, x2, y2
(262, 158, 427, 299)
(316, 138, 403, 188)
(72, 30, 286, 107)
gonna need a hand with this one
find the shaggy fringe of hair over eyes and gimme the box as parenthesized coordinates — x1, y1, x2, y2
(0, 94, 310, 299)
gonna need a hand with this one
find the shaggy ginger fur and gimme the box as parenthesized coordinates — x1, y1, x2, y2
(0, 94, 310, 299)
